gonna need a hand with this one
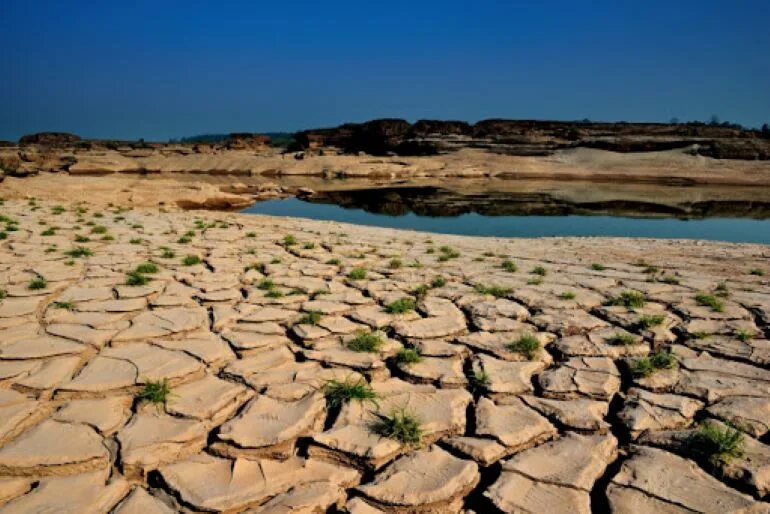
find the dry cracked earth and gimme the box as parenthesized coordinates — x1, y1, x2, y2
(0, 198, 769, 513)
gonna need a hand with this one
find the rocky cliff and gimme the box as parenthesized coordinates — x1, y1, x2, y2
(296, 119, 770, 159)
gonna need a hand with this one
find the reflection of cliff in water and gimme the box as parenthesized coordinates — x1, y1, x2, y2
(304, 186, 770, 220)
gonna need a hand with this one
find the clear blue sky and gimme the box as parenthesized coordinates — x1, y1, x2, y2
(1, 0, 768, 141)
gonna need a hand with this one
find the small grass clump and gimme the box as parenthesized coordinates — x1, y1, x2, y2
(160, 247, 175, 259)
(371, 409, 423, 445)
(182, 255, 201, 266)
(297, 310, 322, 325)
(52, 300, 76, 310)
(326, 258, 341, 265)
(0, 289, 6, 299)
(136, 378, 173, 405)
(714, 282, 730, 298)
(348, 267, 367, 280)
(431, 275, 446, 288)
(246, 231, 256, 238)
(283, 234, 297, 246)
(257, 278, 275, 290)
(177, 235, 192, 244)
(501, 260, 517, 273)
(388, 258, 402, 269)
(125, 271, 150, 286)
(90, 225, 108, 234)
(323, 378, 377, 408)
(396, 347, 422, 364)
(507, 334, 540, 360)
(135, 262, 159, 274)
(688, 422, 745, 467)
(695, 293, 724, 312)
(475, 284, 511, 298)
(265, 289, 284, 298)
(74, 234, 90, 243)
(637, 314, 666, 329)
(303, 242, 316, 249)
(606, 332, 636, 346)
(531, 265, 547, 276)
(749, 268, 764, 276)
(28, 277, 48, 290)
(468, 370, 491, 394)
(735, 329, 754, 342)
(560, 291, 576, 300)
(591, 263, 606, 271)
(40, 227, 56, 236)
(65, 246, 93, 258)
(385, 297, 416, 314)
(630, 349, 677, 377)
(347, 331, 384, 353)
(604, 290, 645, 309)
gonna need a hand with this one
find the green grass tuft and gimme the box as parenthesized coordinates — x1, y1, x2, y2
(630, 349, 677, 377)
(531, 265, 547, 276)
(135, 262, 158, 274)
(396, 347, 422, 364)
(347, 331, 384, 353)
(371, 409, 423, 445)
(695, 293, 724, 312)
(323, 378, 377, 408)
(182, 255, 201, 266)
(507, 334, 540, 359)
(604, 290, 645, 309)
(137, 378, 173, 405)
(65, 246, 93, 258)
(347, 267, 367, 280)
(637, 314, 666, 329)
(125, 271, 150, 286)
(385, 297, 416, 314)
(501, 260, 517, 272)
(28, 277, 48, 290)
(283, 234, 297, 246)
(688, 422, 745, 467)
(560, 291, 576, 300)
(297, 310, 322, 325)
(606, 332, 636, 346)
(591, 263, 606, 271)
(52, 300, 76, 310)
(475, 284, 511, 298)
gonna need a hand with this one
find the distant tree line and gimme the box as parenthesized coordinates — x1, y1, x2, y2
(168, 132, 296, 147)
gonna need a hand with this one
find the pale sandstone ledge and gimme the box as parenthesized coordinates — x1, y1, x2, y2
(0, 198, 768, 512)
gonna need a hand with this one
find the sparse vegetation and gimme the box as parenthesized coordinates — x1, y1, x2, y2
(750, 268, 764, 276)
(604, 290, 645, 309)
(297, 311, 322, 325)
(160, 247, 175, 259)
(28, 277, 48, 290)
(531, 266, 547, 276)
(135, 262, 159, 274)
(507, 334, 540, 360)
(396, 347, 422, 364)
(257, 278, 275, 290)
(137, 379, 173, 405)
(468, 370, 491, 394)
(388, 258, 402, 269)
(431, 276, 446, 288)
(630, 349, 677, 377)
(126, 271, 150, 286)
(74, 234, 90, 243)
(371, 409, 423, 445)
(714, 282, 730, 298)
(182, 255, 201, 266)
(385, 297, 416, 314)
(637, 314, 666, 329)
(606, 332, 636, 346)
(52, 300, 75, 310)
(283, 234, 297, 246)
(695, 293, 724, 312)
(347, 331, 384, 353)
(688, 422, 745, 467)
(90, 225, 107, 234)
(348, 267, 367, 280)
(323, 378, 377, 408)
(303, 242, 316, 249)
(591, 263, 606, 271)
(475, 284, 511, 298)
(326, 258, 341, 265)
(437, 246, 460, 261)
(501, 260, 517, 272)
(735, 329, 754, 342)
(560, 291, 576, 300)
(65, 246, 93, 258)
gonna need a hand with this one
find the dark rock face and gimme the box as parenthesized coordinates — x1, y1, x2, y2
(296, 119, 770, 160)
(19, 132, 81, 146)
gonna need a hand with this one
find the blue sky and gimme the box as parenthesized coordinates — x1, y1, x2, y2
(1, 0, 768, 141)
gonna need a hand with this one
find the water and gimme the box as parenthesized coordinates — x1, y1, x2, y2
(243, 197, 770, 244)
